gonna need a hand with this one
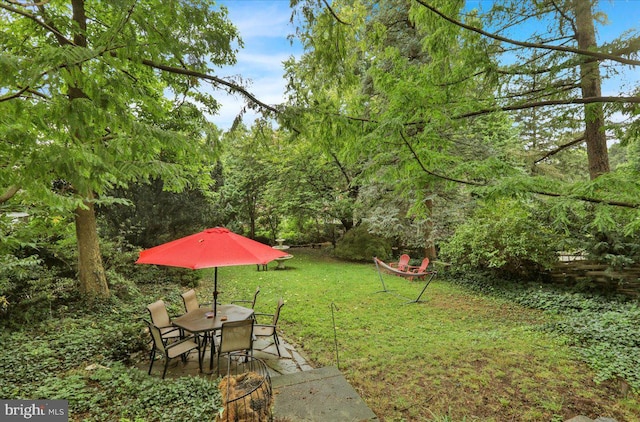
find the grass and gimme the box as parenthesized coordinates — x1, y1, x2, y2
(198, 248, 639, 421)
(1, 247, 638, 421)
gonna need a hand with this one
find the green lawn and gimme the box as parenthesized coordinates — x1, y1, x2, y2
(1, 247, 637, 421)
(200, 248, 639, 421)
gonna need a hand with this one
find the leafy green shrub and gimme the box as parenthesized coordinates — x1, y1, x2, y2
(0, 212, 82, 320)
(439, 199, 560, 279)
(129, 265, 200, 287)
(98, 235, 200, 288)
(585, 230, 640, 268)
(274, 217, 336, 245)
(333, 224, 392, 262)
(98, 179, 219, 250)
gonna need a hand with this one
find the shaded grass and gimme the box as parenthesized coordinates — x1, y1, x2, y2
(196, 248, 638, 421)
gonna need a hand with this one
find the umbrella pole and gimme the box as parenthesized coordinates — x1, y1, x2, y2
(213, 267, 218, 316)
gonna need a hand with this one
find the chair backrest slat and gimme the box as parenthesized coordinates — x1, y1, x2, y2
(219, 319, 253, 353)
(147, 300, 171, 327)
(272, 298, 285, 326)
(146, 321, 166, 353)
(417, 257, 429, 272)
(181, 289, 199, 313)
(250, 287, 261, 309)
(397, 254, 410, 271)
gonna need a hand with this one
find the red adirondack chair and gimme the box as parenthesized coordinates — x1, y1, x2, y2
(390, 254, 410, 272)
(408, 257, 430, 281)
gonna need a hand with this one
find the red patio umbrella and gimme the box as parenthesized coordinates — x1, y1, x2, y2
(135, 227, 288, 315)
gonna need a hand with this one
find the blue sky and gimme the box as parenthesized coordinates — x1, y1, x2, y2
(212, 1, 301, 129)
(210, 0, 639, 130)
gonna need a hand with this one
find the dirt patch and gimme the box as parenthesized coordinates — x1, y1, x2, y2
(346, 353, 634, 421)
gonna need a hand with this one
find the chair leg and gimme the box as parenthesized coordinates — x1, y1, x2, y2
(273, 333, 281, 357)
(209, 336, 217, 372)
(148, 350, 156, 375)
(162, 358, 169, 379)
(198, 334, 206, 367)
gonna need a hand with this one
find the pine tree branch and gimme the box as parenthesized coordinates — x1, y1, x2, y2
(400, 131, 484, 186)
(2, 4, 276, 116)
(457, 96, 640, 119)
(7, 1, 51, 6)
(401, 131, 640, 208)
(140, 59, 278, 114)
(412, 0, 640, 67)
(535, 135, 585, 164)
(0, 185, 20, 204)
(329, 151, 353, 186)
(497, 81, 578, 101)
(322, 0, 351, 25)
(0, 86, 30, 102)
(0, 2, 73, 46)
(328, 95, 640, 125)
(531, 189, 640, 208)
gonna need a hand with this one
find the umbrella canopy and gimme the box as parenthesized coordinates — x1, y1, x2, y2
(136, 227, 289, 315)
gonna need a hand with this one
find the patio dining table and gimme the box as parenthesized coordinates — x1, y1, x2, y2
(172, 304, 254, 372)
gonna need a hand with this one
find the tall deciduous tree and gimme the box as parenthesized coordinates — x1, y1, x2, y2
(0, 0, 268, 299)
(285, 0, 640, 264)
(572, 0, 609, 179)
(415, 0, 640, 180)
(285, 0, 504, 259)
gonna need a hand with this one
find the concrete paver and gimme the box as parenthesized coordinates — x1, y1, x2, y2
(272, 366, 379, 422)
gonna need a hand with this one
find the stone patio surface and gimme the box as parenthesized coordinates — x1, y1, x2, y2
(145, 335, 379, 421)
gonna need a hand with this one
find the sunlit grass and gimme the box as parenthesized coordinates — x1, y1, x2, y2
(195, 248, 637, 421)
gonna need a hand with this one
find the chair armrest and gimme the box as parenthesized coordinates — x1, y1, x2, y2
(165, 334, 197, 350)
(407, 266, 437, 274)
(156, 324, 179, 331)
(253, 312, 274, 323)
(161, 323, 187, 336)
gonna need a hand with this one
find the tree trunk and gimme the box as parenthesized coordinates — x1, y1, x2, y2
(424, 198, 437, 260)
(75, 194, 110, 299)
(573, 0, 610, 179)
(247, 193, 257, 238)
(67, 0, 108, 299)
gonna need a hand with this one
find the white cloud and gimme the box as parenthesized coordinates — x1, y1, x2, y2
(209, 1, 301, 130)
(228, 4, 292, 38)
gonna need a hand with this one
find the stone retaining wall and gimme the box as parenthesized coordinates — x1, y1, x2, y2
(551, 259, 640, 296)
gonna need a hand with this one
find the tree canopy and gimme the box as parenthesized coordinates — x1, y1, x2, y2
(281, 0, 640, 264)
(0, 0, 264, 298)
(2, 0, 640, 299)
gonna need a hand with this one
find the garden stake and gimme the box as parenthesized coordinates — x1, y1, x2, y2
(331, 302, 340, 370)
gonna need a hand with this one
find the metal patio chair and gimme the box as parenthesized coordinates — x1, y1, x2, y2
(216, 319, 254, 375)
(146, 299, 181, 343)
(145, 320, 201, 379)
(254, 297, 285, 357)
